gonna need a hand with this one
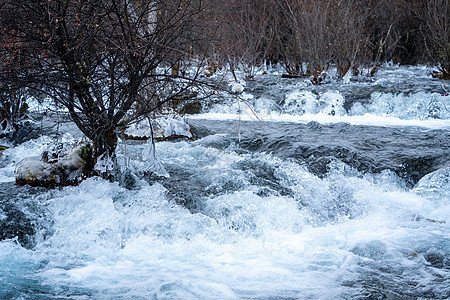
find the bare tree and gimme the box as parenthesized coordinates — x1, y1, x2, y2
(276, 0, 334, 81)
(274, 0, 306, 75)
(0, 28, 42, 134)
(416, 0, 450, 79)
(0, 0, 212, 160)
(329, 0, 370, 78)
(203, 0, 276, 79)
(202, 0, 433, 79)
(361, 0, 412, 75)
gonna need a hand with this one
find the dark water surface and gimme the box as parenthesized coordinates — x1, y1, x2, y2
(190, 119, 450, 186)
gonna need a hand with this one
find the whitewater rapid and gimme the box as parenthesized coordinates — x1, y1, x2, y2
(0, 64, 449, 299)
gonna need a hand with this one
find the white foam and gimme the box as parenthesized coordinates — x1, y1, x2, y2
(10, 142, 442, 298)
(189, 112, 450, 129)
(1, 63, 449, 298)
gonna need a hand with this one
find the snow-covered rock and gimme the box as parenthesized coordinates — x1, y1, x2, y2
(15, 142, 92, 187)
(15, 157, 57, 184)
(231, 83, 244, 94)
(125, 114, 193, 141)
(59, 145, 88, 172)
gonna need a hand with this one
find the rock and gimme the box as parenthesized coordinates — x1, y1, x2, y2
(0, 201, 38, 248)
(231, 83, 244, 94)
(310, 70, 327, 85)
(424, 253, 448, 269)
(118, 168, 139, 190)
(399, 157, 437, 186)
(0, 183, 51, 248)
(431, 71, 450, 80)
(0, 145, 8, 157)
(125, 113, 193, 141)
(15, 158, 58, 186)
(180, 101, 203, 115)
(281, 73, 302, 78)
(15, 142, 93, 187)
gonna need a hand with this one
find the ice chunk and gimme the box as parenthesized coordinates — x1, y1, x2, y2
(141, 140, 169, 178)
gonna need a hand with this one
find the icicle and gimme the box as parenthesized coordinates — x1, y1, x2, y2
(343, 68, 352, 84)
(141, 117, 170, 178)
(95, 154, 114, 176)
(237, 100, 241, 144)
(122, 131, 128, 169)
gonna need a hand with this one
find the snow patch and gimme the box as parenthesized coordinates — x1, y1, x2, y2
(125, 115, 192, 140)
(231, 83, 244, 94)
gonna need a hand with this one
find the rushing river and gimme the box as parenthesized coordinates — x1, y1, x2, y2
(0, 65, 449, 299)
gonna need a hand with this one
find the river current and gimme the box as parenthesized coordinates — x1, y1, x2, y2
(0, 64, 449, 299)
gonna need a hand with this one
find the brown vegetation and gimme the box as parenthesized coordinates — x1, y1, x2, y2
(416, 0, 450, 78)
(204, 0, 448, 80)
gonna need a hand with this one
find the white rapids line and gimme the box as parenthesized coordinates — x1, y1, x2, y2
(188, 112, 450, 129)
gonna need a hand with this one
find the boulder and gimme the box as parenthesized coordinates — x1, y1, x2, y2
(15, 142, 94, 187)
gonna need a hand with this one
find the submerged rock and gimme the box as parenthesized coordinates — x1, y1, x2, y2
(0, 183, 51, 248)
(15, 142, 94, 187)
(0, 202, 38, 248)
(414, 166, 450, 200)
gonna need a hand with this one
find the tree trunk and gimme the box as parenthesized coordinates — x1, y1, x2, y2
(92, 127, 117, 160)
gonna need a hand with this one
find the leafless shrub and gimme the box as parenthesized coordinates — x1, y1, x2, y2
(329, 0, 370, 78)
(0, 29, 39, 133)
(416, 0, 450, 78)
(204, 0, 277, 79)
